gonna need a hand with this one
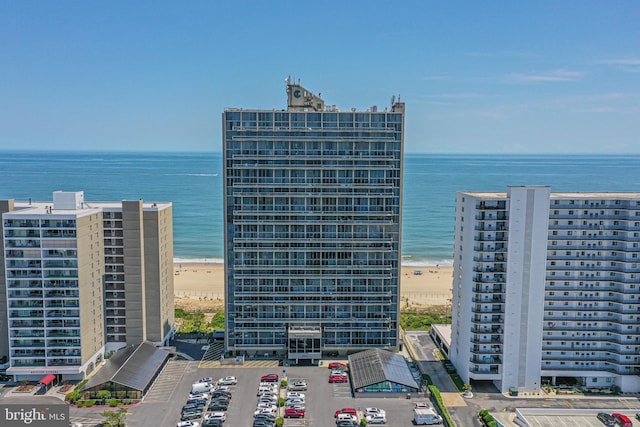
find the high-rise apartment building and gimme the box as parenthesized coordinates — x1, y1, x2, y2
(451, 186, 640, 393)
(0, 191, 174, 381)
(223, 79, 405, 361)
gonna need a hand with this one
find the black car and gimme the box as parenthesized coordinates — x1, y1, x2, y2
(183, 402, 205, 411)
(186, 398, 208, 406)
(207, 402, 228, 411)
(211, 391, 232, 399)
(597, 413, 615, 426)
(252, 420, 274, 427)
(254, 413, 276, 423)
(202, 419, 223, 427)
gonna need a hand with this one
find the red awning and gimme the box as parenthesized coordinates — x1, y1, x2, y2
(39, 374, 56, 386)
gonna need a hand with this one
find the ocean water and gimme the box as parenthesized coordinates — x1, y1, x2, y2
(1, 151, 639, 266)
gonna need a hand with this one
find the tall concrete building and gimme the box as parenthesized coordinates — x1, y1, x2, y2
(223, 79, 405, 361)
(451, 186, 640, 393)
(0, 191, 174, 381)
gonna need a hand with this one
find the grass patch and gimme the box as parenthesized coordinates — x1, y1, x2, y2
(450, 373, 465, 391)
(400, 308, 451, 330)
(175, 308, 225, 333)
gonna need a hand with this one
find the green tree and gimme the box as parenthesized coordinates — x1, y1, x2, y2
(101, 408, 129, 427)
(96, 389, 111, 402)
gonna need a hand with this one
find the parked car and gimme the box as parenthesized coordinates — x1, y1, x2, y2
(331, 370, 348, 377)
(336, 421, 357, 427)
(612, 413, 632, 427)
(597, 413, 615, 426)
(329, 375, 348, 383)
(285, 404, 306, 411)
(254, 407, 277, 417)
(200, 377, 214, 384)
(254, 413, 276, 422)
(414, 402, 431, 409)
(260, 374, 279, 382)
(335, 408, 357, 418)
(177, 422, 200, 427)
(365, 414, 387, 424)
(365, 408, 386, 417)
(252, 420, 274, 427)
(181, 412, 203, 422)
(189, 392, 210, 400)
(211, 390, 231, 399)
(636, 412, 640, 421)
(285, 408, 305, 418)
(286, 391, 305, 399)
(204, 412, 226, 422)
(207, 402, 228, 411)
(288, 381, 307, 391)
(202, 419, 223, 427)
(336, 413, 357, 423)
(328, 362, 347, 370)
(218, 376, 237, 385)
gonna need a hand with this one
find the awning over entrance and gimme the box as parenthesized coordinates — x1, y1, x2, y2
(39, 374, 56, 386)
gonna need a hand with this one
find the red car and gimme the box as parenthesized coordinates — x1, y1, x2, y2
(328, 362, 347, 370)
(329, 375, 348, 383)
(285, 408, 305, 418)
(612, 413, 632, 427)
(260, 374, 279, 382)
(335, 408, 357, 418)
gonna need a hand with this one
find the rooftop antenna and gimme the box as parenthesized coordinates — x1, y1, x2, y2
(391, 95, 396, 107)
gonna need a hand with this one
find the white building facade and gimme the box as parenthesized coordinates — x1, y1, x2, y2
(451, 186, 640, 393)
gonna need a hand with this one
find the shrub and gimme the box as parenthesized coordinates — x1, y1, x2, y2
(483, 414, 495, 423)
(277, 397, 285, 407)
(275, 418, 284, 427)
(107, 399, 120, 407)
(478, 409, 489, 417)
(487, 421, 498, 427)
(66, 390, 81, 404)
(360, 418, 368, 426)
(280, 379, 288, 388)
(422, 373, 432, 385)
(428, 385, 455, 427)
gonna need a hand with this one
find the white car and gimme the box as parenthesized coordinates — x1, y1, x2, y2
(331, 370, 348, 377)
(254, 407, 277, 416)
(212, 385, 230, 392)
(414, 402, 431, 409)
(204, 412, 226, 422)
(286, 392, 305, 399)
(366, 408, 386, 416)
(218, 376, 237, 385)
(336, 413, 357, 423)
(256, 403, 277, 411)
(177, 422, 200, 427)
(365, 414, 387, 424)
(199, 377, 214, 384)
(188, 392, 209, 400)
(285, 398, 305, 405)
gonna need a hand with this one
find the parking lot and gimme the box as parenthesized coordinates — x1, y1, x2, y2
(123, 360, 424, 427)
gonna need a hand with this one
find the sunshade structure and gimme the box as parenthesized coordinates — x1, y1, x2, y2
(348, 348, 420, 396)
(80, 342, 169, 400)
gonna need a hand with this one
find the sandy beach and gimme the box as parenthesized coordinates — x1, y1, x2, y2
(173, 262, 453, 312)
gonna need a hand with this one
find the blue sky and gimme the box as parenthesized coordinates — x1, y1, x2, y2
(1, 1, 639, 154)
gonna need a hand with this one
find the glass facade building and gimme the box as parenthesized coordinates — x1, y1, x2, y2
(222, 80, 405, 360)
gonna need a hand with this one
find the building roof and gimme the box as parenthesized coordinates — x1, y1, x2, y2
(81, 341, 169, 393)
(348, 348, 419, 391)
